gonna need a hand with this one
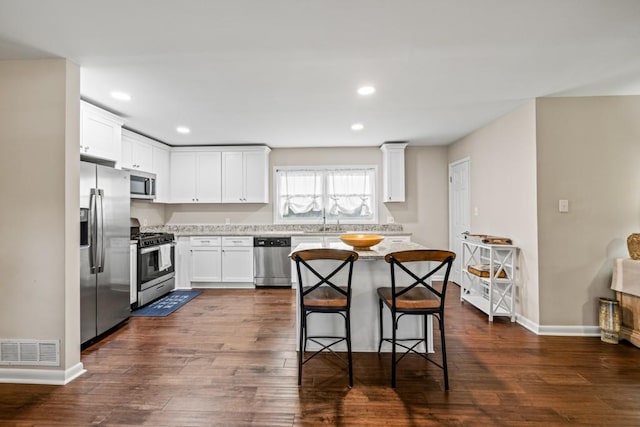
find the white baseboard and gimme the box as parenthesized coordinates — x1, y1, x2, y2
(192, 282, 255, 289)
(516, 314, 600, 336)
(0, 362, 86, 385)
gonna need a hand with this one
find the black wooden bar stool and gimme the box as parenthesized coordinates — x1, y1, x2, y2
(377, 249, 456, 389)
(291, 248, 359, 387)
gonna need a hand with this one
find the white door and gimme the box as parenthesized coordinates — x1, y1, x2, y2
(449, 158, 470, 285)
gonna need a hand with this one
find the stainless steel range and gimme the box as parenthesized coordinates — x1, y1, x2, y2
(131, 219, 176, 307)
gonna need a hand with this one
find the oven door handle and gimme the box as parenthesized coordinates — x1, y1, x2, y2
(139, 242, 175, 255)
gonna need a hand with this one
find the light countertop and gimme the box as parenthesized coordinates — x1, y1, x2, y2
(291, 241, 427, 260)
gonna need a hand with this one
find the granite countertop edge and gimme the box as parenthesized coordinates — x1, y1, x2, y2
(142, 224, 409, 237)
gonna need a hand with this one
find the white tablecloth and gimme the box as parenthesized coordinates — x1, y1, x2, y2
(611, 258, 640, 298)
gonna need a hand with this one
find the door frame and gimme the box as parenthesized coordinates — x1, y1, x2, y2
(448, 157, 471, 284)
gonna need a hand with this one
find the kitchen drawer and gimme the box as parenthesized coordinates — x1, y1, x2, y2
(385, 235, 411, 244)
(222, 236, 253, 247)
(190, 236, 221, 246)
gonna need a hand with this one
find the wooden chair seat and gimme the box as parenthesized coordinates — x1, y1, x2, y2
(303, 286, 348, 308)
(377, 287, 440, 310)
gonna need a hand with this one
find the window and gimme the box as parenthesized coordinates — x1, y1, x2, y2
(274, 166, 377, 224)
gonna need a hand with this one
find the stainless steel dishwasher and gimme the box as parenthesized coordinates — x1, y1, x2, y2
(253, 236, 292, 287)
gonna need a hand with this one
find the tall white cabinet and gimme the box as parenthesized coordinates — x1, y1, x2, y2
(380, 142, 408, 202)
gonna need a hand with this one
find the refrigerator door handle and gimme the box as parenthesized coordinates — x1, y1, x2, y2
(97, 189, 105, 273)
(89, 189, 97, 274)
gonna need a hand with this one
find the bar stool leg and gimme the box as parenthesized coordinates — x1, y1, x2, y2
(439, 314, 449, 390)
(424, 314, 429, 354)
(377, 299, 384, 353)
(298, 311, 305, 386)
(391, 310, 397, 388)
(346, 312, 353, 388)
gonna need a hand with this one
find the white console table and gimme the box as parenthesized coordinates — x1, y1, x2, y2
(460, 240, 518, 322)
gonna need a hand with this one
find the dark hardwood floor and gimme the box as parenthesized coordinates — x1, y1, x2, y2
(1, 284, 640, 426)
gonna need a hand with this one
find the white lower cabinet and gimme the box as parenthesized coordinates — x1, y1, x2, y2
(188, 236, 253, 287)
(221, 237, 254, 282)
(175, 236, 192, 289)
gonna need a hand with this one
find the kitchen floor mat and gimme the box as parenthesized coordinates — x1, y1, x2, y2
(131, 290, 202, 317)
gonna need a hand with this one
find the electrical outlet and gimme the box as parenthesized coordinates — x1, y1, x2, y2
(225, 218, 231, 224)
(387, 216, 395, 224)
(559, 199, 569, 213)
(142, 219, 148, 226)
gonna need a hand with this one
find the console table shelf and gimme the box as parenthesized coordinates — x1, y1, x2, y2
(460, 239, 518, 322)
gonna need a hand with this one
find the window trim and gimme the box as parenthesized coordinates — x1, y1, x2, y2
(273, 165, 378, 225)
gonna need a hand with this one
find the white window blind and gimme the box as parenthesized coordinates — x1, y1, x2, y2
(275, 167, 377, 224)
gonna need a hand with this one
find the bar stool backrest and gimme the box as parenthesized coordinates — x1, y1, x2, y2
(384, 249, 456, 309)
(292, 248, 359, 308)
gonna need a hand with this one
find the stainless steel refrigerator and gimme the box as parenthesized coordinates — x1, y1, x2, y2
(80, 161, 131, 345)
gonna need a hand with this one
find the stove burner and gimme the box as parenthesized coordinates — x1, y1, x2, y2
(132, 232, 175, 247)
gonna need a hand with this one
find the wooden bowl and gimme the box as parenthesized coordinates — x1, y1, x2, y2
(339, 234, 384, 250)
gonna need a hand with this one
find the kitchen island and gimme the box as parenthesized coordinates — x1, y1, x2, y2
(292, 241, 434, 353)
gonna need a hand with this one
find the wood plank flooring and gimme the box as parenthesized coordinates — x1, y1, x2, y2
(1, 284, 640, 426)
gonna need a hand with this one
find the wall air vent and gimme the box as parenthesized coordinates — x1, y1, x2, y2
(0, 340, 60, 366)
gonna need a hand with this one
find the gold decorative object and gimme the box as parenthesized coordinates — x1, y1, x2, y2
(599, 297, 621, 344)
(339, 234, 384, 250)
(627, 233, 640, 260)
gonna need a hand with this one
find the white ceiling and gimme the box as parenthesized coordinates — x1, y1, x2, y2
(1, 0, 640, 148)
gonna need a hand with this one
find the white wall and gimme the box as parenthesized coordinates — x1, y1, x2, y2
(0, 59, 81, 378)
(448, 101, 540, 324)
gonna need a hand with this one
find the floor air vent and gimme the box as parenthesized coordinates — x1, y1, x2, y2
(0, 340, 59, 366)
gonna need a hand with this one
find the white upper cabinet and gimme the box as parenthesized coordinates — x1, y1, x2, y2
(380, 142, 408, 202)
(152, 144, 171, 203)
(170, 152, 197, 203)
(222, 147, 270, 203)
(80, 101, 124, 162)
(121, 129, 153, 172)
(170, 150, 222, 203)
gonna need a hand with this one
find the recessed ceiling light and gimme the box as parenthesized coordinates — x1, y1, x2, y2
(110, 91, 131, 101)
(351, 123, 364, 131)
(176, 126, 191, 134)
(357, 86, 376, 96)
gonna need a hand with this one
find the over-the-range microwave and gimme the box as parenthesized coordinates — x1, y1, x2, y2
(129, 170, 156, 200)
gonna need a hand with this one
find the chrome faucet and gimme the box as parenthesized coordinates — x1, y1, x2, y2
(322, 208, 326, 234)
